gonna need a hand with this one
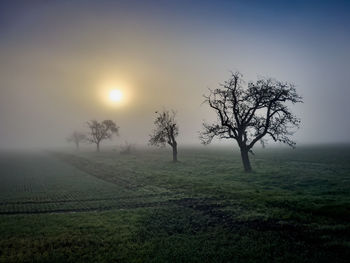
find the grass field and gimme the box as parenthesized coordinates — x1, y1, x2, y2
(0, 145, 349, 262)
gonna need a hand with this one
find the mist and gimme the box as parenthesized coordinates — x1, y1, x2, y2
(1, 0, 350, 150)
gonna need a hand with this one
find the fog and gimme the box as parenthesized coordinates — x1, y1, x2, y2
(1, 0, 350, 150)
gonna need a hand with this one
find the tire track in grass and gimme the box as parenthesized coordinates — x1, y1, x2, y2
(52, 152, 141, 190)
(0, 199, 178, 215)
(0, 192, 180, 206)
(0, 152, 185, 214)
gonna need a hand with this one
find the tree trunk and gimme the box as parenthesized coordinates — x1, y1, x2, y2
(75, 142, 79, 151)
(240, 148, 252, 172)
(96, 142, 100, 152)
(172, 144, 178, 162)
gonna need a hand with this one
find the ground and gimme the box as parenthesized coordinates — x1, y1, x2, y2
(0, 146, 349, 262)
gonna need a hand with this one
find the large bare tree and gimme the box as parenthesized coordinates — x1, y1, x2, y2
(67, 131, 86, 151)
(149, 110, 179, 162)
(200, 72, 303, 172)
(86, 120, 119, 152)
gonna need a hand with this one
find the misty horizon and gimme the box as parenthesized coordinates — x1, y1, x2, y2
(1, 0, 350, 149)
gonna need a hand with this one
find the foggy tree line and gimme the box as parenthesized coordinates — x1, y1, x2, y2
(67, 71, 302, 172)
(67, 120, 120, 152)
(68, 110, 178, 161)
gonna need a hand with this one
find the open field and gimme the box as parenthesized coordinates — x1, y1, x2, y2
(0, 146, 349, 262)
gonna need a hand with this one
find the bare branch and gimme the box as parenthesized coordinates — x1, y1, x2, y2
(86, 120, 119, 151)
(200, 71, 303, 172)
(149, 109, 179, 162)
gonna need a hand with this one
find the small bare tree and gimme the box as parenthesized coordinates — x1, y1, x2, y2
(149, 110, 179, 162)
(200, 72, 302, 172)
(86, 120, 119, 152)
(120, 141, 136, 155)
(67, 131, 86, 151)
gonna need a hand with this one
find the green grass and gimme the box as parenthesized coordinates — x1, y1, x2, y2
(0, 145, 349, 262)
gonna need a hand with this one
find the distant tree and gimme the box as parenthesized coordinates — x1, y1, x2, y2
(200, 72, 303, 172)
(86, 120, 119, 152)
(67, 131, 86, 151)
(120, 141, 136, 155)
(149, 110, 179, 162)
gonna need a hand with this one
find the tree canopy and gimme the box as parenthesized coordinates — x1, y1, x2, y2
(149, 110, 179, 162)
(87, 120, 119, 152)
(200, 72, 303, 172)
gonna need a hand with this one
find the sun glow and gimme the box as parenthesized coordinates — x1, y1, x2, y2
(109, 89, 123, 102)
(98, 78, 131, 107)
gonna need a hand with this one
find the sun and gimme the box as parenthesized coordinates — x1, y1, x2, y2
(109, 89, 123, 102)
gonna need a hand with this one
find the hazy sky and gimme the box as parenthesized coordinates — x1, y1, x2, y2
(1, 0, 350, 149)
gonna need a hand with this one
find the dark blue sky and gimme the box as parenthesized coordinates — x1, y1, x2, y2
(0, 0, 350, 148)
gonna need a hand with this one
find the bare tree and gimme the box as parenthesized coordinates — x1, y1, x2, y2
(67, 131, 86, 151)
(200, 72, 303, 172)
(149, 110, 179, 162)
(86, 120, 119, 152)
(120, 141, 136, 155)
